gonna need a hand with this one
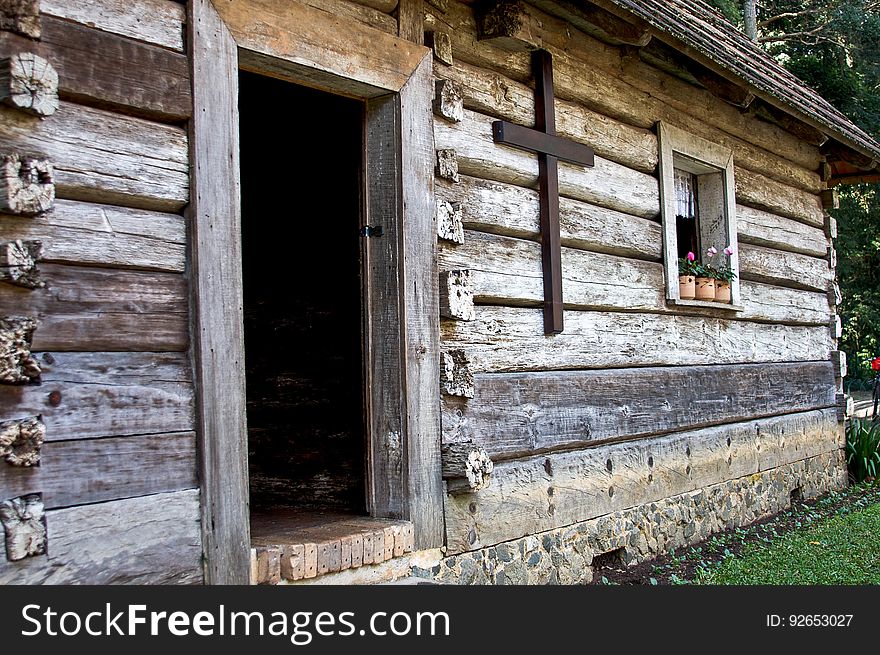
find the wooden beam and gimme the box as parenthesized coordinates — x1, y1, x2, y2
(0, 0, 40, 39)
(397, 0, 424, 44)
(188, 0, 251, 585)
(441, 440, 494, 492)
(751, 100, 829, 147)
(531, 0, 651, 46)
(0, 154, 54, 216)
(0, 52, 58, 117)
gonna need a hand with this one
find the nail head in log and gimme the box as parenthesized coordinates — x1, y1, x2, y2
(440, 269, 475, 321)
(0, 0, 41, 39)
(440, 349, 474, 397)
(434, 79, 463, 123)
(0, 239, 44, 288)
(437, 200, 464, 243)
(0, 154, 55, 216)
(436, 148, 460, 182)
(426, 30, 454, 66)
(0, 53, 59, 117)
(0, 315, 41, 383)
(0, 493, 46, 561)
(0, 415, 44, 467)
(442, 440, 494, 492)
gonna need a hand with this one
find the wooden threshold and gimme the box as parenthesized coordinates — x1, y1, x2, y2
(250, 509, 414, 584)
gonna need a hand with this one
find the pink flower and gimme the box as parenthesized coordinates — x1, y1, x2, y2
(707, 246, 718, 256)
(687, 251, 695, 262)
(724, 246, 735, 256)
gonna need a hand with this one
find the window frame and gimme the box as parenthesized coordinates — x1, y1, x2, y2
(657, 121, 741, 309)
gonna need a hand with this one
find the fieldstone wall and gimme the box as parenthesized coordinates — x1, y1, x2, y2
(417, 450, 846, 585)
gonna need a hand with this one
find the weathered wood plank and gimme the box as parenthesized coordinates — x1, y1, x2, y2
(736, 167, 824, 228)
(424, 0, 822, 178)
(739, 243, 831, 293)
(397, 0, 424, 43)
(737, 204, 828, 258)
(0, 15, 191, 121)
(437, 59, 658, 174)
(216, 0, 427, 98)
(0, 101, 189, 212)
(0, 351, 194, 442)
(0, 432, 197, 510)
(442, 306, 835, 373)
(444, 408, 842, 552)
(442, 361, 836, 460)
(0, 489, 202, 584)
(0, 199, 186, 273)
(302, 0, 397, 34)
(41, 0, 186, 52)
(434, 109, 659, 219)
(436, 175, 661, 261)
(0, 263, 188, 352)
(439, 230, 831, 325)
(188, 0, 250, 585)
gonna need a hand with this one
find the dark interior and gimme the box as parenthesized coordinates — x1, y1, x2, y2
(239, 71, 367, 515)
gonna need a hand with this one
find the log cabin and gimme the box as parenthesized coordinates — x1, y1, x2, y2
(1, 0, 878, 585)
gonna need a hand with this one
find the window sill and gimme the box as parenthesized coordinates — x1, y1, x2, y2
(667, 298, 744, 312)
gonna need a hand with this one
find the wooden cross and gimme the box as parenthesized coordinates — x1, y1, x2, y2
(492, 49, 595, 334)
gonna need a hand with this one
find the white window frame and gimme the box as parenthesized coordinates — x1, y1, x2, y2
(657, 121, 741, 309)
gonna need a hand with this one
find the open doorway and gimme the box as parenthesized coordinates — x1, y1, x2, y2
(239, 71, 367, 518)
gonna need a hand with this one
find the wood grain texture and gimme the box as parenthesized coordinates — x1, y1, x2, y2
(444, 408, 842, 552)
(0, 52, 59, 117)
(0, 199, 186, 273)
(216, 0, 428, 97)
(188, 0, 251, 585)
(41, 0, 186, 52)
(397, 0, 425, 43)
(441, 361, 837, 460)
(739, 243, 832, 293)
(0, 263, 188, 352)
(0, 431, 197, 509)
(737, 204, 828, 258)
(424, 0, 822, 181)
(0, 489, 203, 584)
(0, 101, 188, 212)
(442, 306, 834, 373)
(439, 230, 831, 325)
(736, 167, 824, 228)
(302, 0, 397, 34)
(0, 15, 191, 122)
(434, 109, 659, 219)
(0, 351, 194, 442)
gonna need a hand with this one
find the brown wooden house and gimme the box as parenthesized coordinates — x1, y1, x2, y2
(1, 0, 878, 584)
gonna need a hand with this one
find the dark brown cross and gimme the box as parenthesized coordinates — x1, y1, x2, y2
(492, 49, 595, 334)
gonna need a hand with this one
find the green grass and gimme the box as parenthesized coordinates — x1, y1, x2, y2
(695, 494, 880, 585)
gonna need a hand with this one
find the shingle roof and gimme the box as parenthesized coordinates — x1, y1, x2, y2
(596, 0, 880, 164)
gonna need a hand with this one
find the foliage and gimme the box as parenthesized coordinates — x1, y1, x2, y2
(846, 418, 880, 483)
(678, 252, 699, 276)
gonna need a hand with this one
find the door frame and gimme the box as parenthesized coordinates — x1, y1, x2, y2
(188, 0, 444, 584)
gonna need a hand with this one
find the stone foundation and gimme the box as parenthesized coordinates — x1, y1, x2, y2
(417, 450, 846, 585)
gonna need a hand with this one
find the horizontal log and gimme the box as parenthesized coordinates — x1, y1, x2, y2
(0, 351, 194, 442)
(442, 306, 834, 373)
(437, 59, 658, 174)
(441, 440, 494, 491)
(0, 15, 191, 122)
(439, 230, 831, 325)
(442, 361, 836, 460)
(0, 199, 186, 273)
(302, 0, 397, 33)
(0, 489, 202, 584)
(424, 1, 822, 181)
(0, 101, 189, 212)
(735, 167, 824, 228)
(444, 408, 842, 552)
(736, 204, 828, 258)
(0, 264, 188, 352)
(434, 109, 659, 219)
(0, 432, 197, 510)
(41, 0, 186, 52)
(739, 243, 831, 293)
(437, 174, 662, 261)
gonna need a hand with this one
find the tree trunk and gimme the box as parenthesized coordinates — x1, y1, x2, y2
(744, 0, 758, 41)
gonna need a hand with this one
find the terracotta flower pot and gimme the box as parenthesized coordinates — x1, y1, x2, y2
(714, 281, 731, 303)
(679, 275, 695, 300)
(695, 276, 715, 301)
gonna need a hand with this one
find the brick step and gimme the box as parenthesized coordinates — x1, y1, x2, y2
(250, 509, 414, 584)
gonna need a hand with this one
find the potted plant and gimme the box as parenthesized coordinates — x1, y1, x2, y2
(713, 246, 736, 303)
(677, 251, 697, 299)
(693, 247, 716, 301)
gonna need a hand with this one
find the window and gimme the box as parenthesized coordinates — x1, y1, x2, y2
(657, 122, 740, 308)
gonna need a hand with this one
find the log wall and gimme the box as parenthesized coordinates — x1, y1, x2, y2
(0, 0, 198, 584)
(428, 0, 842, 555)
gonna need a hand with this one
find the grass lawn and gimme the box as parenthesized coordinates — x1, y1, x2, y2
(695, 489, 880, 584)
